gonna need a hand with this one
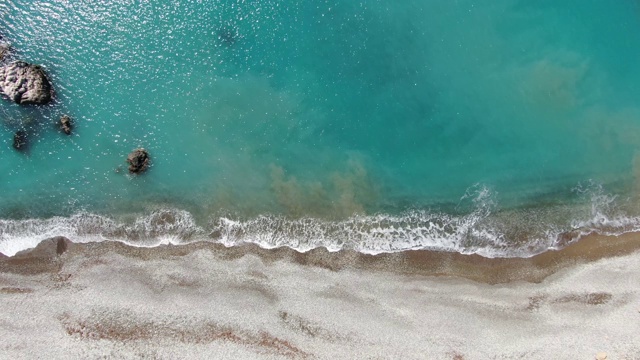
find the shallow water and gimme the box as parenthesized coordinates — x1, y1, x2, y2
(1, 0, 640, 256)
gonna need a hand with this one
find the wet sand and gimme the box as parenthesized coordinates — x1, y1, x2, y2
(1, 233, 639, 358)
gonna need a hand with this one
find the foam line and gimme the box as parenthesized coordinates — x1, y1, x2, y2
(1, 185, 639, 258)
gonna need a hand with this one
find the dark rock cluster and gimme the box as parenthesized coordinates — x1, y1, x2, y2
(1, 33, 150, 174)
(0, 33, 76, 153)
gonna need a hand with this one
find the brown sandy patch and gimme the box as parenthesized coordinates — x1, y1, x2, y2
(0, 255, 61, 275)
(526, 292, 617, 311)
(0, 287, 34, 294)
(278, 311, 351, 342)
(447, 351, 466, 360)
(0, 236, 73, 275)
(554, 292, 613, 306)
(526, 295, 548, 311)
(60, 311, 310, 359)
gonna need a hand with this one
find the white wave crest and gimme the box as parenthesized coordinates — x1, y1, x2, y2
(1, 183, 639, 258)
(0, 209, 204, 256)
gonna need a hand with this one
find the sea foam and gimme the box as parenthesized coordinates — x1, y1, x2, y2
(1, 183, 638, 258)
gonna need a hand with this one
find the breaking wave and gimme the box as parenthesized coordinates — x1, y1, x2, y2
(1, 183, 639, 258)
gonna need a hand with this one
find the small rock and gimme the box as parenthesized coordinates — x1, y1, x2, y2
(59, 115, 72, 135)
(127, 148, 150, 174)
(0, 61, 53, 104)
(0, 43, 10, 62)
(596, 352, 608, 360)
(12, 130, 27, 151)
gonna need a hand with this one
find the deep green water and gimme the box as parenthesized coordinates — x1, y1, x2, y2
(1, 0, 640, 256)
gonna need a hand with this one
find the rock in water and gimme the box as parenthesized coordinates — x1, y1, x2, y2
(127, 148, 150, 174)
(217, 26, 238, 45)
(0, 44, 10, 62)
(12, 130, 27, 151)
(0, 61, 53, 104)
(59, 115, 73, 135)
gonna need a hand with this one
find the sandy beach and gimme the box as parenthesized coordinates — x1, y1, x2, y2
(1, 234, 639, 359)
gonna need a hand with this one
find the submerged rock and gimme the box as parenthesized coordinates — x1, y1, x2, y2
(59, 115, 73, 135)
(0, 61, 53, 104)
(12, 130, 28, 151)
(216, 25, 239, 45)
(127, 148, 150, 174)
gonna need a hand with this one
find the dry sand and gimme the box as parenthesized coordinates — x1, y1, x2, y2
(0, 234, 639, 359)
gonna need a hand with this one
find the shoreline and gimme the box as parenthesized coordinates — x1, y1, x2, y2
(2, 230, 640, 284)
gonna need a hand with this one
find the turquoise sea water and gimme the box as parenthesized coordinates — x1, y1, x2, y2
(1, 0, 640, 256)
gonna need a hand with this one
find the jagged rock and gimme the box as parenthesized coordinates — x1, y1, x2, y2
(127, 148, 150, 174)
(59, 115, 72, 135)
(0, 61, 53, 104)
(12, 130, 27, 151)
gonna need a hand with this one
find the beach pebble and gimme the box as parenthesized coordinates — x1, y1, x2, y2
(127, 148, 150, 174)
(596, 352, 607, 360)
(0, 61, 53, 104)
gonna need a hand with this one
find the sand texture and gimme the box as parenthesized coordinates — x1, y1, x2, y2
(1, 235, 639, 359)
